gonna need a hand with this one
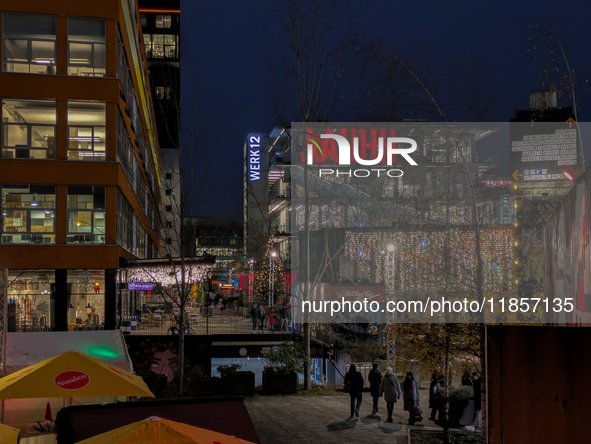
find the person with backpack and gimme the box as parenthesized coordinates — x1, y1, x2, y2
(344, 364, 365, 418)
(381, 367, 402, 422)
(368, 363, 382, 415)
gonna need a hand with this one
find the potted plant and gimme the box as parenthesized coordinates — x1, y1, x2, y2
(219, 363, 255, 396)
(186, 365, 222, 397)
(262, 342, 307, 394)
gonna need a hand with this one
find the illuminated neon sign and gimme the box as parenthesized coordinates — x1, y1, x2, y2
(248, 135, 262, 181)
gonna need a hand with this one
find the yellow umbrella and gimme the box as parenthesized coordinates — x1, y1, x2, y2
(76, 417, 256, 444)
(0, 423, 20, 443)
(0, 351, 154, 399)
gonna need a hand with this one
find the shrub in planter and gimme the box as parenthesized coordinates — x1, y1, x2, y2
(448, 385, 473, 426)
(218, 363, 255, 396)
(262, 342, 308, 394)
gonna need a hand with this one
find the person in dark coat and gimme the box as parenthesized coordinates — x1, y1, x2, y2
(250, 303, 259, 333)
(403, 371, 421, 425)
(381, 367, 401, 422)
(344, 363, 364, 418)
(368, 363, 382, 415)
(467, 372, 482, 430)
(430, 376, 445, 422)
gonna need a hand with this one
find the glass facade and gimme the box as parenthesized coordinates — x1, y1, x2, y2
(2, 12, 56, 74)
(67, 101, 106, 161)
(1, 184, 55, 244)
(2, 99, 56, 159)
(67, 185, 106, 244)
(143, 34, 178, 59)
(67, 269, 105, 328)
(67, 17, 106, 77)
(116, 189, 147, 258)
(7, 270, 54, 331)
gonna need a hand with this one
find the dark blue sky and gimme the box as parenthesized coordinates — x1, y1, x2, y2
(180, 0, 591, 221)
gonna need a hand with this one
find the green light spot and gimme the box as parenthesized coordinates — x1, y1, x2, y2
(86, 347, 120, 359)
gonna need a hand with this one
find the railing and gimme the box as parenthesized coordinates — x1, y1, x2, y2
(125, 310, 292, 335)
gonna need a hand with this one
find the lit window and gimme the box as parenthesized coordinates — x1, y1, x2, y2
(156, 86, 172, 100)
(144, 34, 177, 58)
(1, 184, 56, 244)
(155, 15, 171, 28)
(2, 99, 56, 159)
(67, 186, 106, 244)
(2, 12, 56, 74)
(67, 101, 106, 161)
(67, 18, 106, 77)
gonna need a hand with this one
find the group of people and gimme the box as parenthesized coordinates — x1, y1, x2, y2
(213, 293, 227, 310)
(345, 364, 482, 428)
(250, 302, 278, 333)
(345, 363, 422, 424)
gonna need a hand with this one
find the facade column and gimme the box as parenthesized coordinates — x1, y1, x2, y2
(53, 269, 68, 331)
(105, 268, 117, 329)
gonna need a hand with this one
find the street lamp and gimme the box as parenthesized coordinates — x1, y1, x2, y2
(384, 242, 397, 372)
(269, 251, 278, 307)
(248, 259, 255, 301)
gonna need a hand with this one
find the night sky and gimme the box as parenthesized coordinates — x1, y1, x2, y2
(180, 0, 591, 221)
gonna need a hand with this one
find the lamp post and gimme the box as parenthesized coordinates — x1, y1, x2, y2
(269, 251, 277, 307)
(248, 259, 255, 301)
(384, 243, 397, 372)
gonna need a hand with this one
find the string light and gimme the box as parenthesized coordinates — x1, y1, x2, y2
(343, 228, 515, 292)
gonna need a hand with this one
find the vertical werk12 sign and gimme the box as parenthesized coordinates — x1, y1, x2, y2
(248, 134, 262, 181)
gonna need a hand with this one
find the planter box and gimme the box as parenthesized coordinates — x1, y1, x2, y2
(263, 371, 298, 395)
(222, 371, 255, 396)
(188, 377, 222, 397)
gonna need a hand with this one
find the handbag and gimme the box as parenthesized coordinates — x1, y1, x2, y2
(413, 405, 423, 422)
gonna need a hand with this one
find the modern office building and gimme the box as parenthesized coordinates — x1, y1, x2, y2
(0, 0, 163, 331)
(185, 217, 244, 288)
(139, 1, 181, 257)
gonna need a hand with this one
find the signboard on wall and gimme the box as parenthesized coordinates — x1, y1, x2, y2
(510, 122, 580, 199)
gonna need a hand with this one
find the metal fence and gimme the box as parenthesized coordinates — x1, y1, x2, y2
(124, 312, 292, 336)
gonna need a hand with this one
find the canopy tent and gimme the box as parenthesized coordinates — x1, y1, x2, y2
(0, 423, 20, 443)
(5, 331, 133, 374)
(76, 416, 256, 444)
(0, 351, 154, 399)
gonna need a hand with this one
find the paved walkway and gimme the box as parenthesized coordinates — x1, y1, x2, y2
(245, 388, 449, 444)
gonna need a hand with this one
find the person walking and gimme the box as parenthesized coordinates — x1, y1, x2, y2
(258, 304, 266, 331)
(381, 367, 401, 422)
(368, 363, 382, 415)
(250, 303, 259, 333)
(344, 364, 364, 418)
(280, 306, 290, 331)
(403, 371, 422, 425)
(430, 376, 445, 422)
(466, 372, 482, 431)
(268, 308, 277, 333)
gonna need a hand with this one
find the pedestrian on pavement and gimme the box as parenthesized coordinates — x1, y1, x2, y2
(268, 309, 277, 333)
(381, 367, 401, 422)
(466, 372, 482, 431)
(280, 306, 290, 331)
(430, 376, 445, 422)
(250, 303, 259, 333)
(368, 363, 382, 415)
(344, 363, 364, 418)
(428, 370, 438, 412)
(222, 296, 227, 310)
(258, 304, 266, 331)
(403, 371, 421, 425)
